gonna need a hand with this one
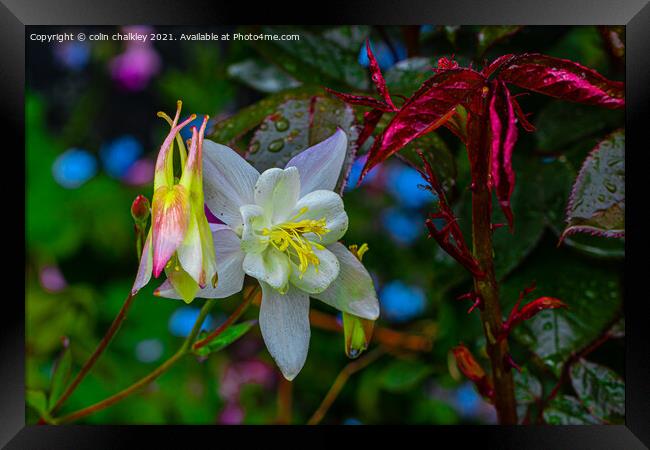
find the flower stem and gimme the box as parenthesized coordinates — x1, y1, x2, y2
(469, 103, 517, 424)
(307, 346, 385, 425)
(49, 291, 137, 415)
(52, 298, 216, 424)
(192, 284, 258, 351)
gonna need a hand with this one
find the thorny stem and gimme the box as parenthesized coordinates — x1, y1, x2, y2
(48, 291, 137, 416)
(307, 347, 385, 425)
(469, 96, 517, 424)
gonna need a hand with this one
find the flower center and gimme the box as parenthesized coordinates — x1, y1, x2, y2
(261, 207, 329, 277)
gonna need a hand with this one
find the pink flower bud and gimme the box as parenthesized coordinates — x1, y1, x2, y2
(130, 194, 150, 223)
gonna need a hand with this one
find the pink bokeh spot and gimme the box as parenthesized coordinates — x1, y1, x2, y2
(39, 265, 67, 293)
(123, 158, 155, 186)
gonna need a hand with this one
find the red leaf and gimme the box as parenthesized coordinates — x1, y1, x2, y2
(365, 40, 397, 111)
(518, 296, 568, 322)
(498, 53, 624, 109)
(360, 69, 486, 181)
(489, 79, 518, 231)
(357, 109, 384, 148)
(325, 88, 394, 112)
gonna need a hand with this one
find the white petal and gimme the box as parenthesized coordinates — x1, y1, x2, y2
(156, 225, 246, 300)
(259, 282, 310, 380)
(254, 167, 300, 224)
(312, 242, 379, 320)
(289, 245, 340, 294)
(243, 248, 290, 292)
(240, 204, 268, 254)
(285, 129, 347, 196)
(132, 229, 153, 294)
(293, 190, 348, 245)
(203, 140, 260, 229)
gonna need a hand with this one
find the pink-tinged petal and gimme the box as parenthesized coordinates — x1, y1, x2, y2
(132, 229, 153, 294)
(285, 129, 348, 197)
(151, 185, 190, 277)
(203, 140, 260, 229)
(153, 107, 197, 191)
(259, 282, 310, 380)
(176, 211, 204, 286)
(360, 68, 486, 182)
(155, 225, 245, 300)
(497, 53, 624, 109)
(365, 39, 397, 111)
(489, 80, 518, 230)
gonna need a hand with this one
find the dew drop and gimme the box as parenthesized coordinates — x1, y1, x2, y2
(249, 141, 260, 154)
(604, 181, 617, 193)
(268, 138, 285, 153)
(275, 117, 290, 132)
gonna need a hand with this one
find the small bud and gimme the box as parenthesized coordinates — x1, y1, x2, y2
(343, 312, 374, 359)
(452, 344, 494, 400)
(131, 195, 151, 224)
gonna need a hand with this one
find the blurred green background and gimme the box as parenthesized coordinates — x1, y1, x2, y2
(26, 25, 624, 425)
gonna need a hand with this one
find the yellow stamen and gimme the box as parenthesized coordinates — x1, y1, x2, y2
(348, 243, 369, 261)
(262, 208, 329, 278)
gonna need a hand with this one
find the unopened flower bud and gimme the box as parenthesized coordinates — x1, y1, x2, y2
(131, 194, 151, 224)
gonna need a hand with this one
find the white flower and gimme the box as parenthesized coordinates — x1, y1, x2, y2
(155, 129, 380, 380)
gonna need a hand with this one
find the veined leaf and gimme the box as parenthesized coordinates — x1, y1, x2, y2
(570, 358, 624, 421)
(246, 96, 358, 194)
(227, 58, 301, 93)
(543, 395, 600, 424)
(561, 130, 624, 241)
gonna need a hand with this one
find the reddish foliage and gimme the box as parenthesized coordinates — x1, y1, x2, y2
(498, 282, 568, 341)
(497, 53, 625, 109)
(418, 152, 484, 278)
(453, 345, 494, 400)
(488, 79, 518, 230)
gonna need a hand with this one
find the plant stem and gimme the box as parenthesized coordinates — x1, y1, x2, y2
(470, 102, 518, 424)
(192, 284, 258, 351)
(53, 299, 216, 424)
(49, 291, 137, 415)
(276, 376, 293, 425)
(307, 347, 385, 425)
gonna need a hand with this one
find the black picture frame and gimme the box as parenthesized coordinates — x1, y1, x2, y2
(3, 1, 648, 448)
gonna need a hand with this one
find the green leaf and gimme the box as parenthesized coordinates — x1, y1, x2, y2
(379, 359, 433, 392)
(227, 58, 301, 94)
(514, 368, 542, 422)
(250, 26, 368, 91)
(543, 395, 600, 424)
(48, 344, 72, 410)
(500, 245, 621, 377)
(322, 26, 370, 53)
(247, 96, 358, 193)
(476, 26, 523, 56)
(26, 389, 49, 416)
(570, 358, 624, 421)
(562, 130, 624, 241)
(207, 85, 322, 147)
(534, 101, 623, 152)
(192, 320, 257, 357)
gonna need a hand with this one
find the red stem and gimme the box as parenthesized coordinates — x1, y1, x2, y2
(49, 292, 136, 415)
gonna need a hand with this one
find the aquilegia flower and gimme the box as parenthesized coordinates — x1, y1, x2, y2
(132, 101, 217, 303)
(156, 129, 380, 380)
